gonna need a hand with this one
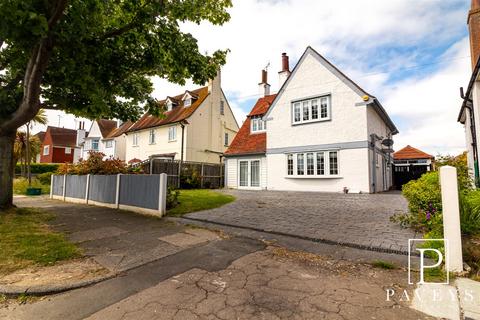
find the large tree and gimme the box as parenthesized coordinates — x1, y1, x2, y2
(0, 0, 231, 208)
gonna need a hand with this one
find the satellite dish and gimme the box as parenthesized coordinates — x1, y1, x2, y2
(382, 138, 394, 147)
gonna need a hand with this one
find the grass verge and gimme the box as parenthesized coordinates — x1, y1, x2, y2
(0, 207, 81, 275)
(167, 189, 235, 216)
(371, 260, 396, 269)
(13, 178, 50, 195)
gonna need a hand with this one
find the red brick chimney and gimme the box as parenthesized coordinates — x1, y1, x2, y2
(469, 0, 480, 69)
(258, 69, 271, 96)
(278, 53, 291, 87)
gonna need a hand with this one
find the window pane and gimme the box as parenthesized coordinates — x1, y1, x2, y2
(311, 99, 318, 119)
(252, 118, 257, 131)
(224, 133, 229, 146)
(317, 152, 325, 175)
(297, 154, 304, 175)
(329, 151, 338, 175)
(258, 118, 263, 131)
(294, 103, 301, 122)
(239, 161, 248, 186)
(303, 101, 309, 121)
(287, 154, 293, 175)
(250, 160, 260, 187)
(220, 101, 225, 115)
(320, 97, 329, 118)
(307, 153, 314, 175)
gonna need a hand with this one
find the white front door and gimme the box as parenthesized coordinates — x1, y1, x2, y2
(239, 159, 261, 189)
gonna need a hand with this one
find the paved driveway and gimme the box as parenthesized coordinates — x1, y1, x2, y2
(185, 190, 418, 254)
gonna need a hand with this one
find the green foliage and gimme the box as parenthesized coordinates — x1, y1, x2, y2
(436, 152, 473, 191)
(15, 163, 59, 174)
(166, 187, 180, 210)
(13, 178, 50, 195)
(57, 151, 130, 175)
(180, 169, 201, 189)
(36, 172, 53, 185)
(371, 260, 395, 269)
(459, 190, 480, 235)
(0, 207, 81, 275)
(0, 0, 232, 122)
(167, 189, 235, 216)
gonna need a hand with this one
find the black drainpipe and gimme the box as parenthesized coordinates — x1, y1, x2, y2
(461, 87, 480, 186)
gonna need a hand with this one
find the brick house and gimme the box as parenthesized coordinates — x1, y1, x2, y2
(39, 126, 84, 163)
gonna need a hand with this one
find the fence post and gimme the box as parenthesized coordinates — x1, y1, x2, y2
(50, 174, 54, 199)
(85, 174, 91, 204)
(115, 174, 122, 209)
(62, 174, 67, 201)
(201, 163, 204, 188)
(158, 173, 167, 216)
(440, 166, 463, 273)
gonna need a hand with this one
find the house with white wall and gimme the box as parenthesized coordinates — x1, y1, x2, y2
(225, 48, 398, 193)
(125, 71, 239, 164)
(81, 119, 133, 161)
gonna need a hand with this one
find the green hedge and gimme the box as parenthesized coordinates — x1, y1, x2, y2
(15, 163, 60, 174)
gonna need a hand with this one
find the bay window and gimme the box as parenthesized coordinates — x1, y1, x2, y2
(287, 150, 339, 177)
(292, 95, 331, 124)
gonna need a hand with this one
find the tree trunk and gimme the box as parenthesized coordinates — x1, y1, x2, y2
(26, 123, 31, 186)
(0, 131, 16, 209)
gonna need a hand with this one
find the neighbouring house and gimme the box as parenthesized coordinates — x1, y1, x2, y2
(225, 48, 398, 193)
(81, 119, 133, 161)
(392, 145, 434, 189)
(459, 0, 480, 185)
(39, 125, 86, 163)
(125, 71, 239, 164)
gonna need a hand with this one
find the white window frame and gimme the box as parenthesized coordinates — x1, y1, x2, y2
(224, 132, 229, 147)
(292, 95, 331, 125)
(168, 126, 177, 142)
(238, 159, 261, 189)
(286, 150, 340, 178)
(184, 98, 192, 107)
(132, 133, 139, 146)
(149, 129, 156, 144)
(43, 145, 50, 156)
(166, 101, 173, 111)
(250, 116, 266, 133)
(65, 147, 71, 154)
(105, 140, 113, 148)
(91, 139, 99, 151)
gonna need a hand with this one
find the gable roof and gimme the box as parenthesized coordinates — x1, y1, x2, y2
(106, 121, 134, 138)
(264, 46, 398, 134)
(393, 145, 434, 160)
(225, 94, 276, 156)
(127, 86, 209, 132)
(46, 126, 78, 148)
(97, 119, 118, 138)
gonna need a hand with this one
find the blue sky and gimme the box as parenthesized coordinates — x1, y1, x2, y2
(40, 0, 473, 155)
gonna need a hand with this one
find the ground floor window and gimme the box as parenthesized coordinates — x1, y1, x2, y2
(287, 150, 339, 177)
(239, 159, 261, 188)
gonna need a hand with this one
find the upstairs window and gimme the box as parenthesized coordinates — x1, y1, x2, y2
(224, 132, 229, 146)
(166, 101, 173, 111)
(184, 98, 192, 107)
(251, 116, 266, 133)
(292, 95, 331, 124)
(65, 147, 71, 154)
(91, 139, 99, 151)
(220, 101, 225, 115)
(168, 126, 177, 141)
(105, 140, 113, 148)
(149, 129, 156, 144)
(43, 145, 49, 155)
(132, 133, 139, 146)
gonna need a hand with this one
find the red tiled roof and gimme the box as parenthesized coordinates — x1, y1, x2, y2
(128, 86, 209, 132)
(225, 94, 277, 156)
(393, 145, 434, 160)
(106, 121, 133, 138)
(47, 126, 77, 148)
(97, 119, 117, 138)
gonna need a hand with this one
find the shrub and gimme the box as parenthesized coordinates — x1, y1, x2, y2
(37, 172, 53, 185)
(166, 187, 180, 209)
(402, 171, 442, 225)
(180, 169, 201, 189)
(15, 163, 59, 174)
(13, 178, 50, 195)
(436, 152, 473, 192)
(57, 151, 129, 175)
(460, 190, 480, 235)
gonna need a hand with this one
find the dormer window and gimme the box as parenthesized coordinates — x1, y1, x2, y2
(181, 91, 197, 107)
(184, 98, 192, 107)
(165, 97, 178, 111)
(166, 101, 173, 111)
(251, 116, 266, 133)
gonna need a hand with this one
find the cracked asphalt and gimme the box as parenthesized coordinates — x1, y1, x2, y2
(86, 247, 431, 320)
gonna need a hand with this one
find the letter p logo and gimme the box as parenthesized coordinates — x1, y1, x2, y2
(408, 239, 448, 285)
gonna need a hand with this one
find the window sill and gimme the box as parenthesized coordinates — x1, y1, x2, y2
(285, 175, 342, 179)
(292, 118, 331, 126)
(168, 140, 177, 143)
(149, 143, 156, 145)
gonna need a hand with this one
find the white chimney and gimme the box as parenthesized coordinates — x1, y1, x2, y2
(258, 69, 271, 97)
(278, 52, 291, 87)
(76, 121, 86, 146)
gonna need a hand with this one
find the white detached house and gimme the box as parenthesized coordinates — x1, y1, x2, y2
(225, 47, 398, 193)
